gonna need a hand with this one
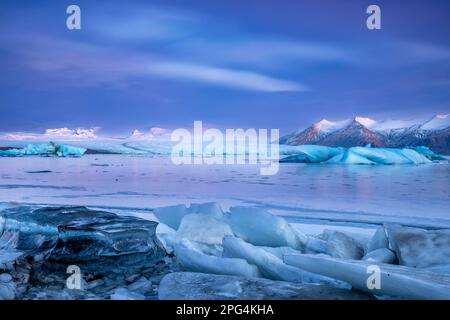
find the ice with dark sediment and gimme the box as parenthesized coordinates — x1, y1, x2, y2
(0, 205, 168, 299)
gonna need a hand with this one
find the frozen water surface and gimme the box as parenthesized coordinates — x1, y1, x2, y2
(0, 155, 449, 230)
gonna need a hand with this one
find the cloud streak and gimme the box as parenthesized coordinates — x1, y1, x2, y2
(148, 62, 307, 92)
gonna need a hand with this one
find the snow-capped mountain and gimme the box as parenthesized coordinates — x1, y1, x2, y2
(281, 114, 450, 154)
(0, 128, 99, 141)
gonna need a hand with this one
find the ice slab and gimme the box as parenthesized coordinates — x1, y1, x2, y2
(153, 202, 224, 230)
(224, 206, 306, 250)
(386, 225, 450, 268)
(177, 213, 233, 246)
(323, 231, 365, 260)
(284, 254, 450, 299)
(222, 236, 340, 285)
(153, 204, 187, 230)
(174, 242, 260, 278)
(158, 272, 373, 300)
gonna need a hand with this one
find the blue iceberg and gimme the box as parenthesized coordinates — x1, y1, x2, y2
(279, 145, 441, 165)
(0, 143, 86, 157)
(280, 145, 344, 163)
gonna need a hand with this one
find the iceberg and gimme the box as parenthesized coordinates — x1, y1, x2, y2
(0, 143, 86, 157)
(284, 254, 450, 300)
(413, 146, 447, 161)
(279, 145, 438, 165)
(158, 272, 373, 300)
(279, 145, 344, 163)
(224, 206, 306, 250)
(327, 150, 375, 165)
(348, 147, 431, 165)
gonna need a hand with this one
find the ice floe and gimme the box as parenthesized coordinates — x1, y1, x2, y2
(284, 254, 450, 300)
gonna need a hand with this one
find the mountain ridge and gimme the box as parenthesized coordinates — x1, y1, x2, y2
(280, 114, 450, 154)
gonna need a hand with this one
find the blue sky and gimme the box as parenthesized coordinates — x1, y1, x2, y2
(1, 0, 450, 135)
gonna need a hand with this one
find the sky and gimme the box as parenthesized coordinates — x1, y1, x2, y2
(1, 0, 450, 136)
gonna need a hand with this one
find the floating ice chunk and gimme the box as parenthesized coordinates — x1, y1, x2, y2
(174, 242, 260, 278)
(366, 227, 389, 253)
(224, 206, 306, 250)
(279, 145, 344, 163)
(158, 272, 373, 300)
(362, 248, 396, 264)
(177, 213, 233, 246)
(385, 225, 450, 268)
(325, 231, 364, 260)
(153, 204, 187, 230)
(284, 254, 450, 300)
(326, 150, 375, 165)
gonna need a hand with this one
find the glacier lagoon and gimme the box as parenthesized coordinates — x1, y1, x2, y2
(0, 155, 448, 222)
(1, 154, 450, 300)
